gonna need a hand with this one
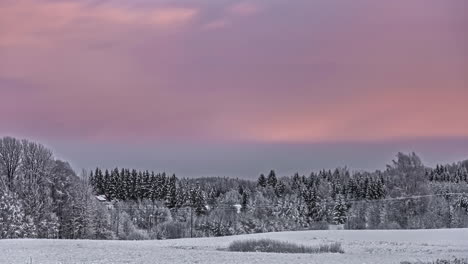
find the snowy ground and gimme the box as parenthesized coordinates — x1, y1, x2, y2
(1, 229, 468, 264)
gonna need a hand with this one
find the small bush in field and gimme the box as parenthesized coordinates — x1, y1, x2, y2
(227, 239, 344, 254)
(401, 259, 468, 264)
(158, 222, 187, 239)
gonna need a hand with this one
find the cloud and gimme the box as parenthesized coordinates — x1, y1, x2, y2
(228, 2, 259, 16)
(0, 0, 199, 46)
(0, 0, 466, 144)
(148, 7, 199, 26)
(199, 2, 259, 31)
(201, 19, 229, 31)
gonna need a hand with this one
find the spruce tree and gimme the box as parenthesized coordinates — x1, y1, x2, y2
(275, 181, 286, 197)
(190, 183, 207, 216)
(103, 170, 111, 199)
(241, 191, 249, 212)
(303, 187, 322, 222)
(267, 170, 277, 187)
(148, 172, 157, 202)
(165, 174, 178, 208)
(130, 169, 138, 201)
(257, 174, 267, 188)
(332, 195, 348, 225)
(94, 168, 104, 195)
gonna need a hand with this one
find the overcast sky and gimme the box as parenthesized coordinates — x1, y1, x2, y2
(1, 0, 467, 178)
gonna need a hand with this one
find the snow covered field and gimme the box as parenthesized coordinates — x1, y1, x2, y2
(1, 229, 467, 264)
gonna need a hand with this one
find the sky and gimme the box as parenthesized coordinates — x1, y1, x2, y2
(0, 0, 467, 178)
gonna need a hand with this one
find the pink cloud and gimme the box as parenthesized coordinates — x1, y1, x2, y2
(0, 0, 199, 47)
(0, 0, 466, 144)
(201, 19, 230, 31)
(228, 2, 259, 16)
(148, 8, 198, 26)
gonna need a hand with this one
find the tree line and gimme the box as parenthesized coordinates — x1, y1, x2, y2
(1, 136, 468, 240)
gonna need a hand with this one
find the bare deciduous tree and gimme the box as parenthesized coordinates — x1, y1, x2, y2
(20, 140, 53, 183)
(0, 137, 22, 188)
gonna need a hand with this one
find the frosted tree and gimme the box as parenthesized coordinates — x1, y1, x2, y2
(190, 183, 207, 216)
(165, 174, 178, 208)
(241, 191, 250, 213)
(0, 189, 29, 238)
(156, 173, 167, 201)
(20, 139, 53, 181)
(0, 137, 22, 189)
(275, 181, 286, 197)
(332, 195, 348, 225)
(93, 168, 104, 195)
(267, 170, 277, 187)
(303, 187, 323, 222)
(257, 174, 267, 187)
(103, 170, 111, 199)
(93, 204, 114, 239)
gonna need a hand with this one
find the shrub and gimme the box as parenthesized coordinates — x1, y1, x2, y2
(227, 239, 344, 254)
(118, 212, 148, 240)
(125, 228, 149, 240)
(401, 259, 468, 264)
(308, 221, 330, 230)
(157, 221, 187, 239)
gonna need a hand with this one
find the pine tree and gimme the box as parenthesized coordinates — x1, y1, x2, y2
(94, 168, 104, 195)
(130, 169, 138, 201)
(241, 191, 250, 213)
(136, 171, 144, 200)
(108, 169, 119, 200)
(88, 171, 95, 188)
(176, 183, 187, 208)
(275, 181, 286, 197)
(238, 185, 244, 195)
(332, 195, 348, 225)
(148, 172, 157, 202)
(120, 169, 131, 201)
(156, 173, 167, 201)
(190, 183, 207, 216)
(165, 174, 178, 208)
(267, 170, 277, 187)
(292, 173, 302, 190)
(103, 170, 111, 199)
(303, 187, 323, 222)
(257, 174, 267, 188)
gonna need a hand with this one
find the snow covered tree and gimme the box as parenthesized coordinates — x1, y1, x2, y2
(0, 137, 22, 189)
(267, 170, 277, 187)
(190, 183, 207, 216)
(93, 204, 115, 240)
(94, 168, 104, 195)
(332, 195, 348, 225)
(156, 173, 167, 201)
(455, 195, 468, 213)
(0, 189, 36, 238)
(165, 175, 178, 208)
(257, 174, 267, 188)
(302, 187, 324, 222)
(241, 191, 250, 213)
(275, 181, 286, 197)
